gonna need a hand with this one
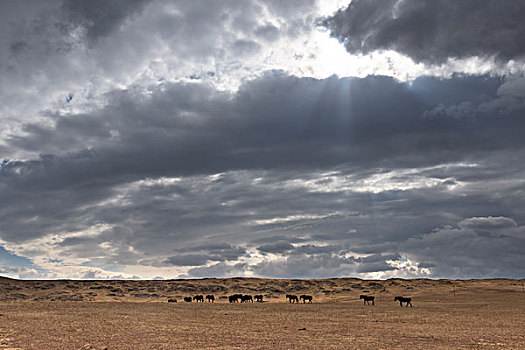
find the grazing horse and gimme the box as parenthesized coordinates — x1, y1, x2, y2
(229, 294, 242, 303)
(394, 296, 412, 307)
(360, 295, 375, 305)
(184, 297, 192, 302)
(300, 295, 313, 304)
(206, 295, 215, 303)
(241, 295, 253, 303)
(254, 295, 264, 302)
(193, 295, 204, 303)
(286, 294, 299, 303)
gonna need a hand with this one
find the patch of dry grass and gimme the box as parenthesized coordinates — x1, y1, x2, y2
(0, 278, 524, 349)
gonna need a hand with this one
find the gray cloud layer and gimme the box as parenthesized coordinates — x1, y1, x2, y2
(0, 0, 317, 146)
(1, 71, 525, 278)
(62, 0, 152, 44)
(323, 0, 525, 64)
(1, 1, 524, 279)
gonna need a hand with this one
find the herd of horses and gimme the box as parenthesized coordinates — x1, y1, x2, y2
(286, 294, 313, 303)
(358, 295, 412, 307)
(180, 295, 216, 303)
(169, 293, 413, 307)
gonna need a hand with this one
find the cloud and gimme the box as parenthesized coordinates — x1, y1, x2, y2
(165, 254, 211, 266)
(459, 216, 517, 230)
(257, 241, 294, 254)
(0, 0, 322, 156)
(254, 24, 280, 42)
(290, 244, 343, 255)
(354, 254, 400, 273)
(2, 1, 524, 280)
(185, 262, 248, 278)
(323, 0, 525, 64)
(3, 4, 525, 281)
(5, 73, 522, 178)
(166, 244, 247, 266)
(404, 216, 525, 278)
(0, 266, 41, 279)
(250, 253, 356, 279)
(1, 71, 525, 278)
(61, 0, 152, 44)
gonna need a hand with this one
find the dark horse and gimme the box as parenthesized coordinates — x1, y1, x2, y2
(193, 295, 204, 303)
(206, 295, 215, 302)
(286, 294, 299, 303)
(394, 296, 412, 307)
(229, 294, 243, 303)
(254, 295, 264, 302)
(241, 294, 253, 303)
(184, 297, 192, 302)
(360, 295, 375, 305)
(300, 295, 313, 304)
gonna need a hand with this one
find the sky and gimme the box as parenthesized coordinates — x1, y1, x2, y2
(0, 0, 524, 280)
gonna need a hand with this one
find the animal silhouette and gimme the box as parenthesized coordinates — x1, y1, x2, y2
(241, 294, 253, 303)
(206, 295, 215, 302)
(193, 295, 204, 303)
(184, 297, 192, 302)
(360, 295, 375, 305)
(229, 294, 243, 303)
(300, 295, 313, 303)
(254, 295, 264, 302)
(286, 294, 299, 303)
(394, 296, 412, 307)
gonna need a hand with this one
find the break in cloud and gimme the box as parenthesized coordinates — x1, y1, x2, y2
(0, 0, 524, 279)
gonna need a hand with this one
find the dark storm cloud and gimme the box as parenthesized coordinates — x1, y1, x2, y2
(355, 262, 396, 274)
(354, 254, 400, 273)
(0, 1, 524, 279)
(6, 72, 522, 180)
(250, 236, 308, 244)
(61, 0, 152, 43)
(405, 217, 525, 278)
(250, 254, 357, 279)
(0, 0, 319, 147)
(5, 0, 150, 53)
(2, 72, 525, 277)
(165, 255, 211, 266)
(173, 242, 246, 257)
(323, 0, 525, 64)
(257, 241, 294, 254)
(290, 244, 343, 255)
(166, 243, 247, 266)
(185, 262, 248, 278)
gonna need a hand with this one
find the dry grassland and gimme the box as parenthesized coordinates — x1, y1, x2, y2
(0, 277, 524, 349)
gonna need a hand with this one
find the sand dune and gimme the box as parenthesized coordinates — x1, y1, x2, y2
(1, 276, 523, 303)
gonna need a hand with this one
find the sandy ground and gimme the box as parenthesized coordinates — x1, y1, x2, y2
(0, 278, 524, 349)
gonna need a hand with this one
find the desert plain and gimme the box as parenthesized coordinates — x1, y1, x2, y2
(0, 277, 524, 349)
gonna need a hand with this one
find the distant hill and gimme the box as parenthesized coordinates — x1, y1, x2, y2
(0, 277, 523, 302)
